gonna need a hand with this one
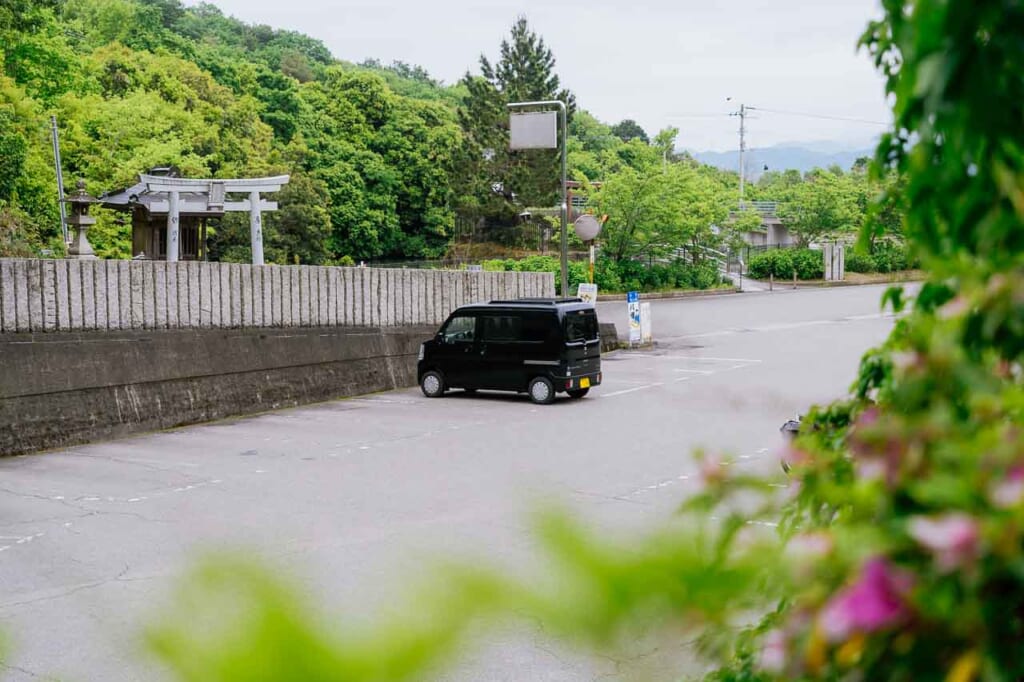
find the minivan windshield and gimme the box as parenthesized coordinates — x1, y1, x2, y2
(563, 310, 598, 342)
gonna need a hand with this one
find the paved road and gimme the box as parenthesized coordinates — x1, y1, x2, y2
(0, 285, 900, 681)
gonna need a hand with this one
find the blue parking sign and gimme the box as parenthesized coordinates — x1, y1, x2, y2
(627, 291, 641, 345)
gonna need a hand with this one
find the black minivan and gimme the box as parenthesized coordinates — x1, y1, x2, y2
(417, 298, 602, 404)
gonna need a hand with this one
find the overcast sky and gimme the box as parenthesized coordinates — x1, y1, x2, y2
(185, 0, 891, 152)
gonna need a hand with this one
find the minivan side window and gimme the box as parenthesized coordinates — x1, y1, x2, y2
(480, 313, 556, 343)
(481, 315, 522, 342)
(442, 315, 476, 342)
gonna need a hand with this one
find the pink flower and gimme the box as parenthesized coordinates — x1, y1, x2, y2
(855, 407, 881, 429)
(699, 456, 727, 488)
(849, 413, 906, 487)
(779, 444, 812, 472)
(757, 629, 788, 673)
(788, 532, 834, 581)
(856, 457, 888, 482)
(907, 513, 980, 572)
(991, 467, 1024, 509)
(890, 351, 921, 372)
(937, 296, 969, 320)
(986, 274, 1008, 295)
(788, 532, 834, 561)
(818, 557, 914, 642)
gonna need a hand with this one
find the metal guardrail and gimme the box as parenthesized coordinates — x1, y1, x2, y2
(742, 242, 802, 255)
(738, 201, 779, 217)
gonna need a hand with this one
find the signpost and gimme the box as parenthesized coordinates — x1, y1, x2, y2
(627, 291, 641, 346)
(577, 282, 598, 304)
(509, 111, 558, 149)
(508, 100, 568, 296)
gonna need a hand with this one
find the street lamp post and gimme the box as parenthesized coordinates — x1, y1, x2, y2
(507, 100, 568, 297)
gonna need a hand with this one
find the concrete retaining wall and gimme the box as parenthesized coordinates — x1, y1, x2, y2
(0, 326, 435, 456)
(0, 259, 554, 333)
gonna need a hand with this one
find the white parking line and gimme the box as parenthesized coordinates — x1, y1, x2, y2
(627, 355, 762, 364)
(671, 314, 896, 340)
(602, 383, 663, 397)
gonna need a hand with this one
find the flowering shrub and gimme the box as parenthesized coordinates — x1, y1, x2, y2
(722, 272, 1024, 681)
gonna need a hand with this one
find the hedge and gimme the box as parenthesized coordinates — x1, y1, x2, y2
(480, 256, 723, 294)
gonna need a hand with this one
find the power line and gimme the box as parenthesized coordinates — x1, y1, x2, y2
(664, 113, 731, 119)
(750, 107, 889, 126)
(666, 108, 889, 126)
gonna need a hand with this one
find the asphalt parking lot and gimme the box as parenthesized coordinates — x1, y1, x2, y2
(0, 284, 901, 681)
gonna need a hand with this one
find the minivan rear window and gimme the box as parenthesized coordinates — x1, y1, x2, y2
(564, 310, 598, 342)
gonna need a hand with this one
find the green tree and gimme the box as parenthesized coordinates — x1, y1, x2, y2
(4, 5, 90, 103)
(0, 110, 27, 203)
(584, 163, 728, 263)
(722, 207, 764, 254)
(264, 172, 331, 264)
(610, 119, 649, 144)
(776, 169, 861, 245)
(569, 110, 619, 155)
(455, 16, 575, 233)
(754, 168, 802, 201)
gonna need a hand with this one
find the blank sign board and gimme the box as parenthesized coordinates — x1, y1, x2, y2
(510, 111, 558, 150)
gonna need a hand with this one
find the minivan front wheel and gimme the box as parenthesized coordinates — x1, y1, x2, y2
(528, 377, 555, 405)
(421, 371, 446, 398)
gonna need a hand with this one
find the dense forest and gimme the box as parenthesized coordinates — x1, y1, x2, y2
(0, 0, 901, 265)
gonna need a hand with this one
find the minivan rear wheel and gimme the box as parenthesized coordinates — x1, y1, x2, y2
(567, 388, 589, 399)
(421, 371, 445, 398)
(528, 377, 555, 405)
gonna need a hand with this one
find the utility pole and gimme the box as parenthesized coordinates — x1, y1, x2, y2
(50, 116, 69, 246)
(729, 103, 755, 205)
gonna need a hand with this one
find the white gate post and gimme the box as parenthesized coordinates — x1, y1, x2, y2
(249, 190, 264, 265)
(167, 190, 180, 262)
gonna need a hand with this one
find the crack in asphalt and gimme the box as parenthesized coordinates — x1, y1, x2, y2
(0, 662, 44, 679)
(0, 514, 78, 529)
(0, 488, 168, 525)
(0, 564, 131, 611)
(61, 451, 205, 479)
(571, 489, 651, 506)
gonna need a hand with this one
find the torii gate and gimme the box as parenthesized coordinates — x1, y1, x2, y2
(141, 174, 289, 265)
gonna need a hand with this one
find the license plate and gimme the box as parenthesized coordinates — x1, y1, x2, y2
(580, 377, 590, 388)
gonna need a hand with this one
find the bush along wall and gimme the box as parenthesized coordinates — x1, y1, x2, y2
(481, 256, 724, 295)
(845, 242, 918, 274)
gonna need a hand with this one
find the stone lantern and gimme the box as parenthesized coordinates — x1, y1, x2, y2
(65, 179, 98, 260)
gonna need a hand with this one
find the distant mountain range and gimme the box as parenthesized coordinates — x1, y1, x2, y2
(691, 143, 876, 178)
